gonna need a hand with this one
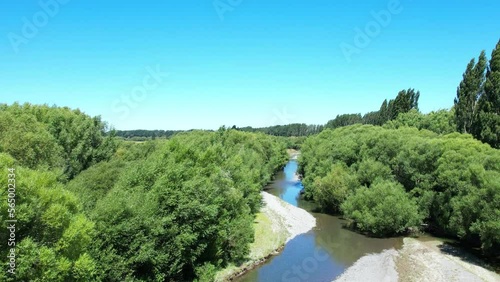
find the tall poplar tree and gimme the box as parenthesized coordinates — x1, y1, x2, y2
(386, 88, 420, 120)
(378, 99, 389, 125)
(474, 40, 500, 148)
(454, 51, 487, 134)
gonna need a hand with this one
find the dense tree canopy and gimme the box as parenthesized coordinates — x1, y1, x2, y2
(325, 114, 363, 129)
(299, 125, 499, 254)
(84, 129, 287, 281)
(389, 88, 420, 120)
(0, 105, 287, 281)
(0, 109, 63, 169)
(374, 88, 421, 125)
(384, 109, 456, 135)
(0, 103, 117, 180)
(341, 180, 422, 236)
(323, 88, 421, 129)
(237, 123, 323, 137)
(115, 129, 184, 140)
(0, 154, 97, 282)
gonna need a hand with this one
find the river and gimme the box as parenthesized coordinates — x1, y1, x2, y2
(237, 160, 403, 282)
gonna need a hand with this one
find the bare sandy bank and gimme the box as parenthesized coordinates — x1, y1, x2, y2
(335, 238, 500, 282)
(260, 191, 316, 243)
(334, 249, 399, 282)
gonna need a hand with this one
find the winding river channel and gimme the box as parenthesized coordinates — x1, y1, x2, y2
(237, 160, 403, 282)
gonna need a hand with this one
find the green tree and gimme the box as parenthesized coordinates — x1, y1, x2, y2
(85, 130, 287, 281)
(378, 99, 390, 125)
(454, 51, 488, 134)
(341, 180, 422, 236)
(355, 158, 392, 187)
(425, 109, 456, 134)
(313, 163, 359, 213)
(325, 114, 363, 129)
(0, 156, 97, 282)
(66, 160, 127, 214)
(474, 40, 500, 148)
(300, 124, 499, 253)
(0, 103, 117, 179)
(389, 88, 420, 120)
(362, 111, 380, 125)
(0, 110, 63, 169)
(384, 109, 456, 135)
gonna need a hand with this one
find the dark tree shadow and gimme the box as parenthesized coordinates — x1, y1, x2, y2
(436, 241, 500, 272)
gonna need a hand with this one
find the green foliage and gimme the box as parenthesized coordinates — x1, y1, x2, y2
(425, 109, 457, 134)
(113, 139, 161, 161)
(73, 253, 98, 282)
(1, 91, 497, 281)
(300, 124, 500, 251)
(354, 158, 392, 187)
(66, 160, 128, 214)
(389, 88, 420, 120)
(280, 136, 307, 150)
(362, 111, 380, 125)
(341, 180, 422, 236)
(0, 110, 63, 169)
(469, 170, 500, 253)
(194, 263, 218, 282)
(452, 40, 500, 148)
(85, 130, 287, 281)
(377, 99, 390, 125)
(0, 163, 96, 281)
(32, 105, 117, 179)
(321, 89, 421, 130)
(237, 123, 323, 137)
(115, 129, 182, 139)
(474, 40, 500, 148)
(384, 109, 456, 134)
(0, 103, 117, 179)
(313, 163, 359, 213)
(372, 89, 420, 125)
(325, 114, 363, 129)
(0, 104, 287, 281)
(455, 51, 488, 134)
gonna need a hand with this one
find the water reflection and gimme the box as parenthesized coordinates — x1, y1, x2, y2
(272, 161, 303, 206)
(241, 233, 345, 282)
(239, 160, 402, 282)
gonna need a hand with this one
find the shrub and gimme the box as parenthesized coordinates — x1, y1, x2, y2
(341, 180, 422, 236)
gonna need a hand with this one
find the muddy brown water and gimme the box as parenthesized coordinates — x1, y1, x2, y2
(237, 160, 403, 282)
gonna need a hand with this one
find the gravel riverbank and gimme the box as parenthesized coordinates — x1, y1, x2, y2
(334, 238, 500, 282)
(260, 191, 316, 243)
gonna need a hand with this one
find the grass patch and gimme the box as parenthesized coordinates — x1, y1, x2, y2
(214, 211, 288, 281)
(249, 212, 287, 259)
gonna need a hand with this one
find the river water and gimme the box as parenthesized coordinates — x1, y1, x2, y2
(237, 160, 403, 282)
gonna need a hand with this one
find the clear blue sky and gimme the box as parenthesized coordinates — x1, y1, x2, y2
(1, 0, 499, 130)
